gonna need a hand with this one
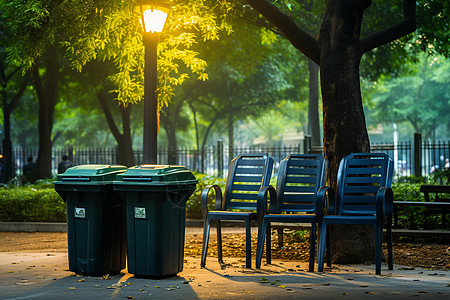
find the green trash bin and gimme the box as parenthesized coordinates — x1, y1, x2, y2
(114, 165, 198, 278)
(54, 164, 128, 275)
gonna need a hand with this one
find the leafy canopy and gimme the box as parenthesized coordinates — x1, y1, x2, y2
(2, 0, 237, 108)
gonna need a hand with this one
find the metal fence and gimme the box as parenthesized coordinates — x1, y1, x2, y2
(12, 135, 450, 179)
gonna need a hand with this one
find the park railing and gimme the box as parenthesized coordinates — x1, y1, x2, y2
(12, 134, 449, 179)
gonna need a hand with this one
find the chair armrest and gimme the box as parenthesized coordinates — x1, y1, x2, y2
(315, 186, 335, 222)
(257, 185, 276, 224)
(376, 187, 394, 225)
(201, 185, 223, 220)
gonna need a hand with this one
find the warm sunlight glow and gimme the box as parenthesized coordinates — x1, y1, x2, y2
(140, 8, 168, 33)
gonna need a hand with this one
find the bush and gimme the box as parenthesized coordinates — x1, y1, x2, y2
(430, 168, 450, 185)
(391, 181, 449, 230)
(0, 173, 226, 222)
(186, 173, 226, 219)
(391, 182, 424, 229)
(0, 185, 66, 222)
(396, 175, 427, 184)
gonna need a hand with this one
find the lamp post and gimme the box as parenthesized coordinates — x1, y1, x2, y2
(136, 0, 169, 164)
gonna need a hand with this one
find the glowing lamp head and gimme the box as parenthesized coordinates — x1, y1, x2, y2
(140, 7, 168, 33)
(136, 0, 170, 34)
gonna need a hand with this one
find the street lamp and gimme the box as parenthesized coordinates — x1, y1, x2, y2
(136, 0, 170, 164)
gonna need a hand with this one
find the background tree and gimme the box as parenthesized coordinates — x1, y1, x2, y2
(0, 16, 30, 181)
(371, 55, 450, 140)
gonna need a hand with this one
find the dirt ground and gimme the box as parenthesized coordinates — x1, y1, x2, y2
(1, 230, 449, 271)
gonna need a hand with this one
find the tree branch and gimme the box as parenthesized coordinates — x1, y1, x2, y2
(6, 67, 21, 83)
(245, 0, 321, 65)
(360, 0, 416, 54)
(8, 72, 29, 113)
(97, 91, 122, 141)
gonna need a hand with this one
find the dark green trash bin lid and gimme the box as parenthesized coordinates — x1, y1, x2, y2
(114, 165, 198, 191)
(54, 165, 127, 191)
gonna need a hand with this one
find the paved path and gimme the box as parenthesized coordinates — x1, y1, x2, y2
(1, 253, 449, 299)
(0, 227, 449, 299)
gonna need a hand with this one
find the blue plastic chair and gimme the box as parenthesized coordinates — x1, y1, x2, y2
(255, 154, 329, 272)
(200, 154, 274, 268)
(317, 153, 394, 275)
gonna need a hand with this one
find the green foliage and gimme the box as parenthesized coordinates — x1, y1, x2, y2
(0, 174, 227, 222)
(391, 181, 449, 230)
(396, 176, 427, 184)
(370, 55, 450, 139)
(430, 169, 450, 185)
(391, 182, 425, 229)
(414, 0, 450, 58)
(185, 172, 226, 219)
(2, 0, 238, 108)
(285, 229, 309, 243)
(0, 185, 66, 222)
(392, 182, 424, 202)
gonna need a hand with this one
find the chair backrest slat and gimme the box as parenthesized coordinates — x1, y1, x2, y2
(282, 193, 317, 202)
(223, 154, 274, 211)
(285, 176, 319, 184)
(274, 154, 328, 213)
(233, 175, 264, 182)
(231, 184, 261, 192)
(283, 185, 318, 193)
(337, 153, 393, 215)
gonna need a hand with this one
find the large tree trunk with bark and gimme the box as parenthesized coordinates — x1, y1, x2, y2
(28, 46, 60, 181)
(319, 0, 372, 264)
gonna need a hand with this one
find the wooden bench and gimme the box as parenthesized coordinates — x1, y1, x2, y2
(393, 185, 450, 229)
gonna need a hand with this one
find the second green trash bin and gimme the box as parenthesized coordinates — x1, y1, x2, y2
(114, 165, 198, 278)
(54, 164, 128, 275)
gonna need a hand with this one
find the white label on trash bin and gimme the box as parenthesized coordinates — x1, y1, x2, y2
(75, 207, 86, 218)
(134, 207, 146, 219)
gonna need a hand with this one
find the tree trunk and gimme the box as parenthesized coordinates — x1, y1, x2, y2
(166, 123, 178, 164)
(308, 59, 321, 148)
(228, 112, 234, 160)
(117, 104, 135, 167)
(97, 91, 135, 167)
(29, 46, 60, 181)
(160, 102, 184, 165)
(1, 69, 28, 182)
(319, 0, 372, 264)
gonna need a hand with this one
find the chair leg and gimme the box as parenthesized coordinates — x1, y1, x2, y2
(245, 218, 251, 268)
(217, 220, 223, 264)
(375, 225, 382, 275)
(387, 223, 393, 270)
(326, 227, 332, 267)
(201, 217, 211, 267)
(256, 219, 267, 269)
(266, 222, 272, 265)
(308, 223, 316, 272)
(317, 223, 327, 272)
